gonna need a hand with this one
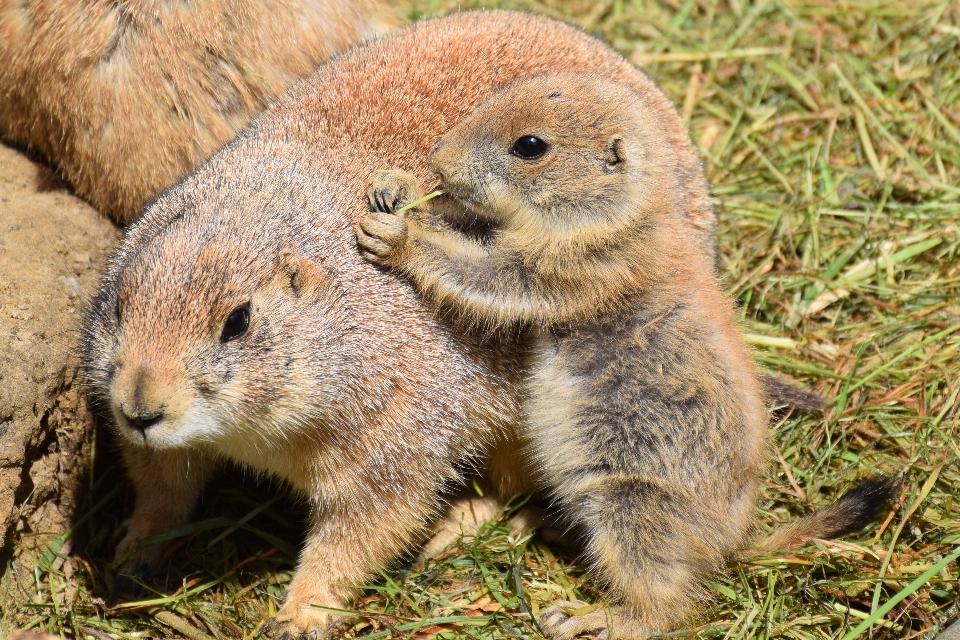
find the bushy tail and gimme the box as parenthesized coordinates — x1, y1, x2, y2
(762, 374, 826, 413)
(757, 476, 897, 551)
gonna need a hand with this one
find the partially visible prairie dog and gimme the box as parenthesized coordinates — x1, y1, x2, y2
(0, 0, 397, 223)
(357, 73, 883, 638)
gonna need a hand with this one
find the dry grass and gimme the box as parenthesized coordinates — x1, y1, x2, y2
(3, 0, 959, 638)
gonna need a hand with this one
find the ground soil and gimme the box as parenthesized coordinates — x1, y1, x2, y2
(0, 142, 117, 607)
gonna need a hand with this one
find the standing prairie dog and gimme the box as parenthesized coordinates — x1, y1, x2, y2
(355, 74, 849, 637)
(0, 0, 396, 223)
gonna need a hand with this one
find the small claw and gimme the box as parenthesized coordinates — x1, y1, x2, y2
(371, 187, 401, 214)
(356, 231, 393, 259)
(268, 607, 331, 640)
(366, 186, 380, 212)
(359, 250, 390, 266)
(109, 574, 137, 606)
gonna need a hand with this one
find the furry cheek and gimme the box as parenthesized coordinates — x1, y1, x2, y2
(151, 401, 224, 448)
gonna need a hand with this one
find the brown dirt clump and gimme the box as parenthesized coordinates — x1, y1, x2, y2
(0, 142, 117, 608)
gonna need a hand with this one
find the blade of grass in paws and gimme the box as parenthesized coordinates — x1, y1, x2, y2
(395, 189, 445, 215)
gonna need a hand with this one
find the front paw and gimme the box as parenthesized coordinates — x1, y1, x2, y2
(110, 528, 168, 604)
(268, 603, 333, 640)
(367, 169, 423, 214)
(110, 560, 152, 605)
(356, 209, 409, 266)
(541, 602, 657, 640)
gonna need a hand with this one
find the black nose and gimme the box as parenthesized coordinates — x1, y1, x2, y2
(127, 411, 163, 437)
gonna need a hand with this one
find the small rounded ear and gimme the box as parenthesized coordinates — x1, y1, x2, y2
(276, 248, 307, 297)
(276, 249, 326, 297)
(604, 136, 628, 172)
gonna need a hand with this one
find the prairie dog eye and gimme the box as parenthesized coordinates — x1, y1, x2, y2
(221, 305, 250, 342)
(511, 135, 549, 159)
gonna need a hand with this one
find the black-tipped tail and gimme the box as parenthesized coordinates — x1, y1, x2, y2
(759, 476, 898, 551)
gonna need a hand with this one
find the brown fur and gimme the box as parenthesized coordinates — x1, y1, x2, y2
(762, 374, 826, 413)
(0, 0, 396, 223)
(357, 74, 769, 637)
(32, 162, 69, 193)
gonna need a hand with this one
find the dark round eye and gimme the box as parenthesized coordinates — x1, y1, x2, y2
(221, 305, 250, 342)
(511, 135, 549, 159)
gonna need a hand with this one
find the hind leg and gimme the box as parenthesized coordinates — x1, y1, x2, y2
(423, 435, 541, 558)
(540, 476, 738, 640)
(420, 488, 505, 558)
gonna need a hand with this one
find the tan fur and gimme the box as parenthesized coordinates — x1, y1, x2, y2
(357, 74, 768, 637)
(0, 0, 397, 223)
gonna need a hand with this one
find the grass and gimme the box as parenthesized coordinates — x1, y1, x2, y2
(4, 0, 960, 638)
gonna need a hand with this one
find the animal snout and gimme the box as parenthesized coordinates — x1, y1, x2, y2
(123, 407, 165, 439)
(427, 140, 452, 179)
(111, 362, 178, 443)
(427, 141, 471, 191)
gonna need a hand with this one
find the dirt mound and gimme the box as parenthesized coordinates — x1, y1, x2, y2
(0, 142, 116, 605)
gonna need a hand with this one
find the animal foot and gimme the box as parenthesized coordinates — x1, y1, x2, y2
(539, 601, 610, 640)
(110, 528, 169, 604)
(267, 604, 333, 640)
(367, 169, 423, 214)
(540, 602, 657, 639)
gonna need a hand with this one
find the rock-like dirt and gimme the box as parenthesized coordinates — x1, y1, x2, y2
(0, 142, 117, 605)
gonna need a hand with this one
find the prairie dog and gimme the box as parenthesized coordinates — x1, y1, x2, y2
(0, 0, 396, 223)
(357, 74, 880, 637)
(358, 74, 690, 328)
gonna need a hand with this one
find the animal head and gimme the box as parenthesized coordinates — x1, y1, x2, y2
(80, 190, 349, 452)
(427, 73, 674, 235)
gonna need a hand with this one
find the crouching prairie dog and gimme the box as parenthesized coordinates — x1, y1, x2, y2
(0, 0, 396, 223)
(357, 73, 892, 638)
(80, 10, 858, 640)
